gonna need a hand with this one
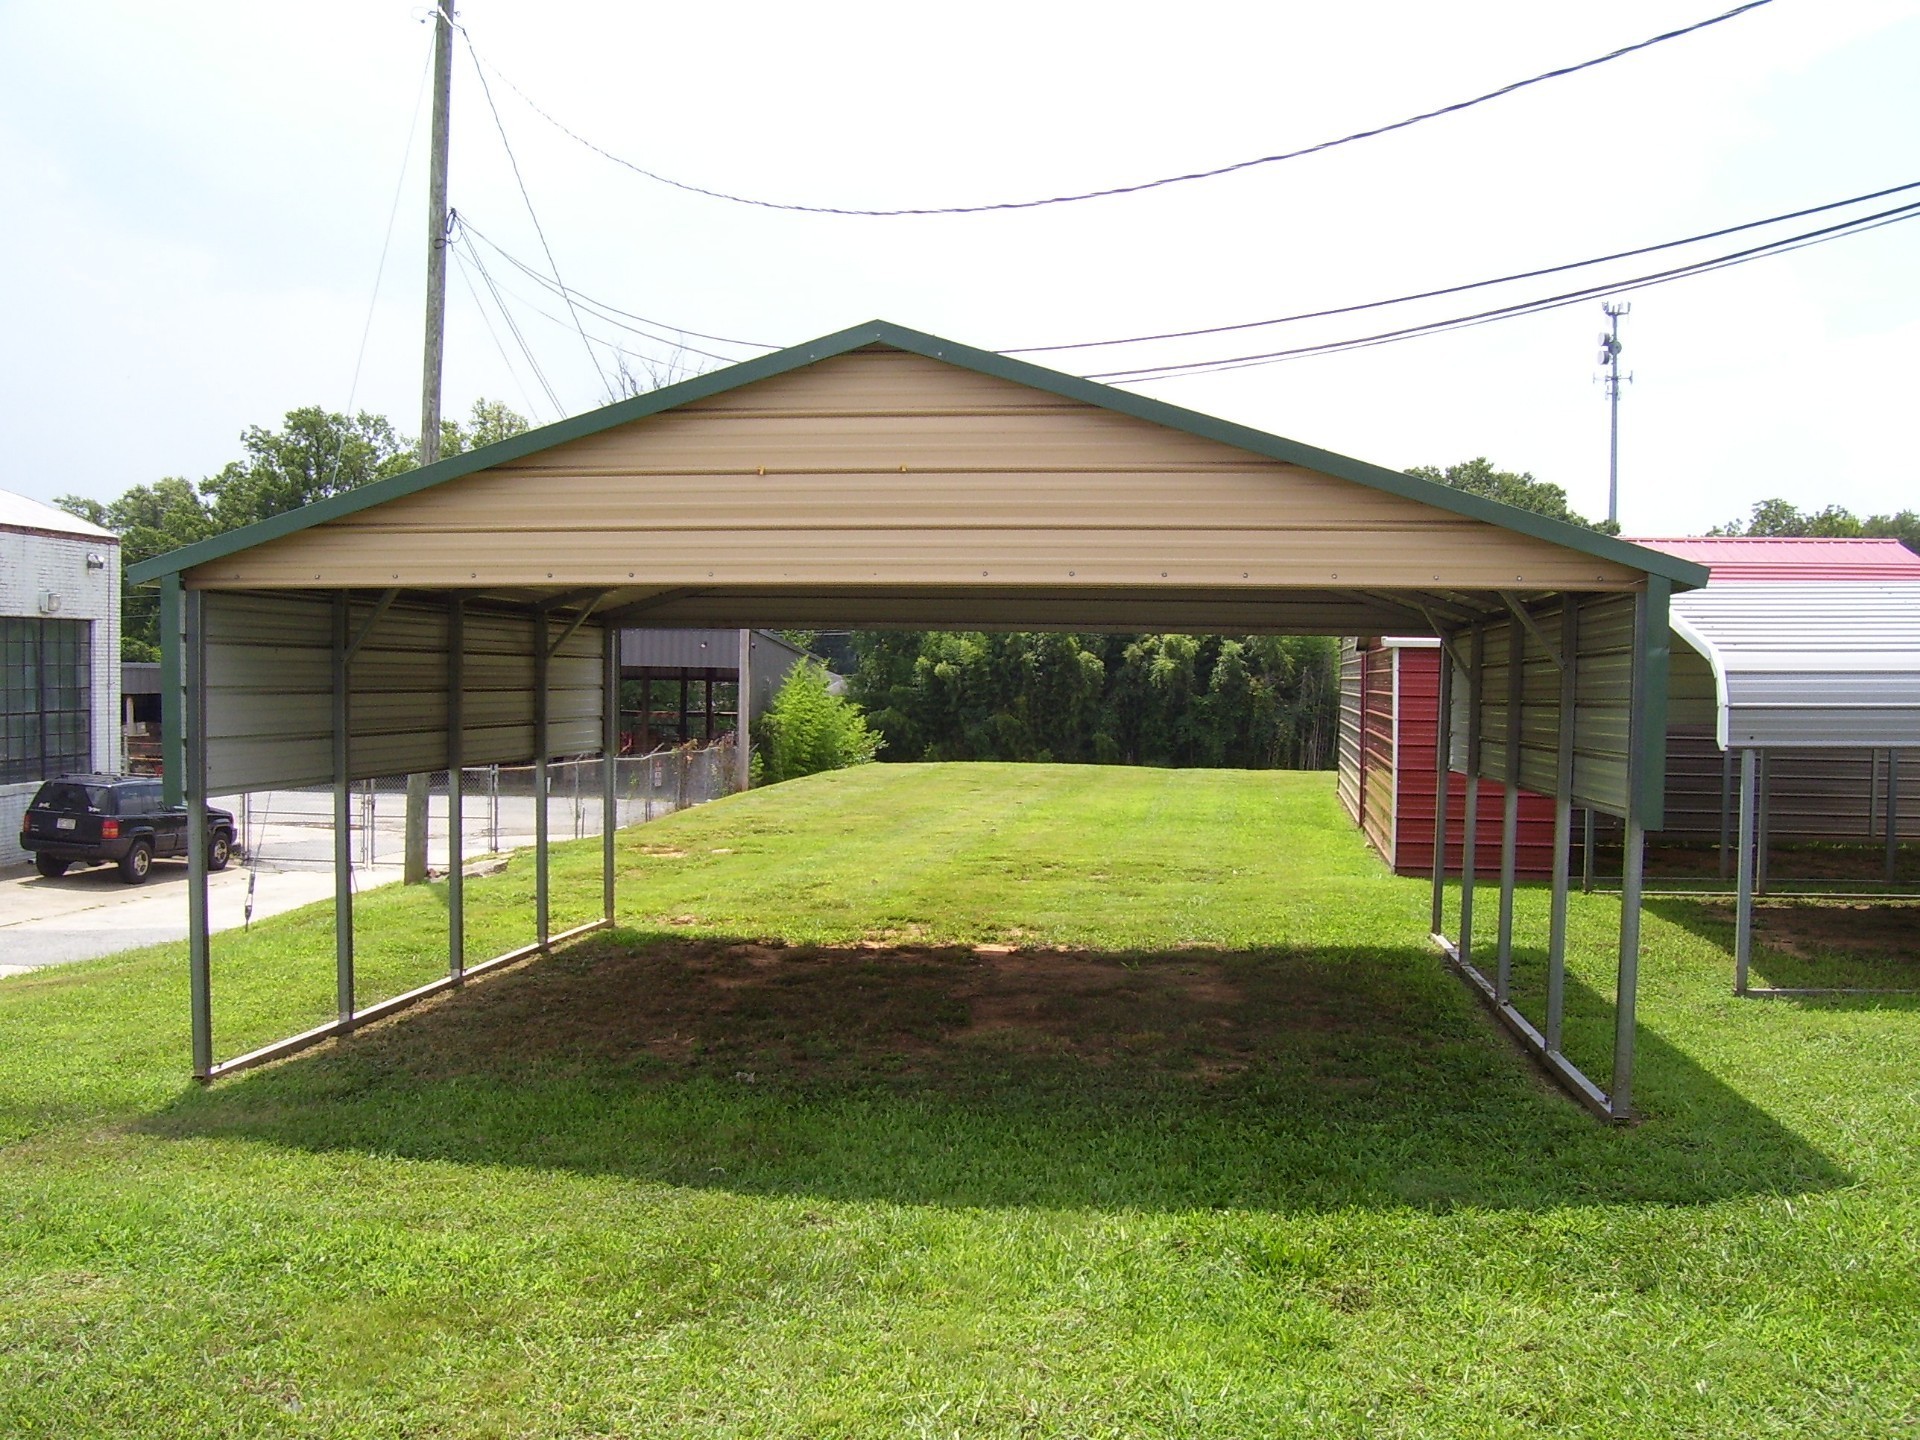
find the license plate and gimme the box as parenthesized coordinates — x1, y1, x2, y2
(55, 817, 76, 831)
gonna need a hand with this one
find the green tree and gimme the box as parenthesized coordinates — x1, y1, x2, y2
(57, 399, 530, 659)
(753, 661, 883, 785)
(55, 478, 218, 662)
(1710, 498, 1920, 553)
(1406, 457, 1614, 533)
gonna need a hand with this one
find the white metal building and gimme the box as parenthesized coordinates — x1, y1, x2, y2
(0, 490, 121, 858)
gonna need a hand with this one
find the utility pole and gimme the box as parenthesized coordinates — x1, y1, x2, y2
(405, 0, 456, 886)
(1599, 301, 1631, 529)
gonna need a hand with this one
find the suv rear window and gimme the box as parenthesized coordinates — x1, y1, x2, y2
(32, 782, 112, 814)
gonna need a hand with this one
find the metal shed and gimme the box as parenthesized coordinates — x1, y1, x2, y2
(130, 320, 1704, 1118)
(1667, 579, 1920, 993)
(1338, 637, 1558, 879)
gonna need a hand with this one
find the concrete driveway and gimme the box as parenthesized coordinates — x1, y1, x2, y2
(0, 859, 347, 978)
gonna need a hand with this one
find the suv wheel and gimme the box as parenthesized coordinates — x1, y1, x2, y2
(118, 839, 154, 885)
(33, 854, 69, 879)
(208, 829, 232, 872)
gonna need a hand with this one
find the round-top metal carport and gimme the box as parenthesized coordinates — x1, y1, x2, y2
(1669, 579, 1920, 994)
(131, 321, 1705, 1119)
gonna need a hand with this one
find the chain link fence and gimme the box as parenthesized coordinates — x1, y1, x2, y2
(221, 740, 738, 874)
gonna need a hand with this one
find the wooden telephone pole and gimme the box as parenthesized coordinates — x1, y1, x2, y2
(405, 0, 456, 885)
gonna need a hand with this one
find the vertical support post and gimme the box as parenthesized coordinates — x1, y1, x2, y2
(678, 671, 689, 744)
(703, 674, 715, 742)
(1546, 599, 1578, 1054)
(332, 594, 355, 1026)
(1581, 808, 1596, 892)
(1756, 748, 1772, 897)
(534, 611, 550, 947)
(159, 574, 185, 807)
(736, 628, 753, 793)
(603, 626, 618, 926)
(447, 596, 465, 982)
(184, 588, 212, 1079)
(1611, 586, 1656, 1119)
(1718, 749, 1734, 880)
(1734, 747, 1757, 995)
(1459, 626, 1484, 968)
(1429, 638, 1454, 936)
(1887, 750, 1901, 884)
(1496, 620, 1524, 1005)
(639, 674, 651, 752)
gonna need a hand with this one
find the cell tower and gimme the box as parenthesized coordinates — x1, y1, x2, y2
(1598, 302, 1631, 528)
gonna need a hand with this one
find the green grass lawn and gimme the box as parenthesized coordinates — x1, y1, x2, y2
(1, 763, 1916, 1438)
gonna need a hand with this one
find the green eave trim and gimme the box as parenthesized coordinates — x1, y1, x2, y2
(128, 319, 1710, 591)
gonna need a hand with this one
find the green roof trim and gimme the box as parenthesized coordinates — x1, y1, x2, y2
(128, 320, 1709, 589)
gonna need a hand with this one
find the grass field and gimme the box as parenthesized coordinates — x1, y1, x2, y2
(1, 763, 1916, 1438)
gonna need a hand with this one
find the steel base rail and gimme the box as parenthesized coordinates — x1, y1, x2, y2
(1433, 931, 1622, 1123)
(1741, 986, 1920, 998)
(201, 917, 612, 1082)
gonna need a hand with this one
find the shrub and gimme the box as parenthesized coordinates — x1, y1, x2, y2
(752, 661, 883, 785)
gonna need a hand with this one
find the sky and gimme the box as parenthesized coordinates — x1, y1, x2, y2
(2, 0, 1916, 536)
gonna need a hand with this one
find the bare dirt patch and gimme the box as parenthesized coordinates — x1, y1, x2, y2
(1701, 900, 1920, 964)
(350, 938, 1396, 1090)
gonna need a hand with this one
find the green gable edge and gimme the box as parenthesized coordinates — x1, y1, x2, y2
(128, 319, 1709, 590)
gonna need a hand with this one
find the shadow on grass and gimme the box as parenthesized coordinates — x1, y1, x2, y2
(144, 928, 1848, 1213)
(1646, 895, 1920, 1000)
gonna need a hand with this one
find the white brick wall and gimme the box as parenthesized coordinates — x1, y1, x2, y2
(2, 524, 121, 861)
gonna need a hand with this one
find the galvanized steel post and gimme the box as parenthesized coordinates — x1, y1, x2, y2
(603, 626, 617, 925)
(1496, 621, 1524, 1005)
(1887, 750, 1901, 884)
(1459, 626, 1484, 968)
(185, 589, 212, 1079)
(1735, 746, 1757, 995)
(534, 610, 550, 946)
(332, 594, 355, 1026)
(1429, 638, 1454, 936)
(447, 596, 465, 981)
(1610, 584, 1658, 1119)
(1546, 599, 1578, 1054)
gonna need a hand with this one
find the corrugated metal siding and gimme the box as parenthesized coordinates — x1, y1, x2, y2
(1629, 536, 1920, 581)
(1652, 730, 1920, 841)
(1671, 582, 1920, 749)
(1394, 645, 1557, 878)
(1336, 639, 1363, 822)
(204, 592, 604, 792)
(184, 349, 1649, 598)
(1454, 593, 1642, 820)
(1359, 646, 1396, 864)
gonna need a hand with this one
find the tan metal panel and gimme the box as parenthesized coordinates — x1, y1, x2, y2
(185, 350, 1643, 598)
(193, 525, 1639, 592)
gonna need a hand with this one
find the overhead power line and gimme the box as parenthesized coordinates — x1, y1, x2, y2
(1008, 180, 1920, 354)
(456, 217, 778, 355)
(1089, 200, 1920, 382)
(470, 0, 1774, 217)
(460, 30, 613, 399)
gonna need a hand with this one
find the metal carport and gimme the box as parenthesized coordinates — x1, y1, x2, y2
(1669, 580, 1920, 994)
(130, 320, 1705, 1118)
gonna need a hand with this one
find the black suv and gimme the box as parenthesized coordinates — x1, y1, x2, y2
(20, 774, 236, 885)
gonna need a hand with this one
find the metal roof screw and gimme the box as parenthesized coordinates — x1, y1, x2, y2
(628, 571, 635, 579)
(1068, 570, 1075, 577)
(1161, 571, 1168, 578)
(1242, 572, 1249, 580)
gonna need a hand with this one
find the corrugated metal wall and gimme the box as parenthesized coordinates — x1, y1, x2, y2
(1359, 645, 1396, 865)
(1457, 593, 1645, 821)
(204, 591, 604, 793)
(1336, 640, 1362, 822)
(1394, 646, 1557, 878)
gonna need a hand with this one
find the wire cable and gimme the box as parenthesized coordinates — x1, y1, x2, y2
(457, 217, 779, 352)
(456, 229, 565, 413)
(454, 235, 731, 376)
(1009, 179, 1920, 354)
(1093, 201, 1920, 382)
(451, 241, 550, 423)
(471, 0, 1774, 217)
(460, 31, 614, 399)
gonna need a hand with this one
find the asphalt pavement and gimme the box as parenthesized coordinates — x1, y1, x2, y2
(0, 858, 349, 978)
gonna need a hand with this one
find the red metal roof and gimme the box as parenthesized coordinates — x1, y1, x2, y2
(1625, 536, 1920, 582)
